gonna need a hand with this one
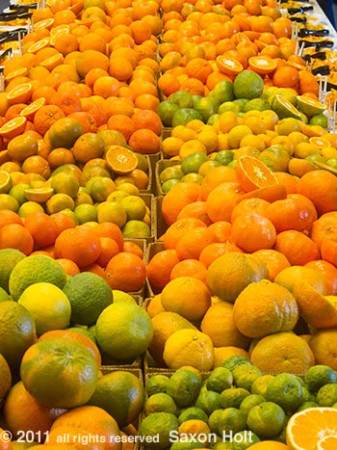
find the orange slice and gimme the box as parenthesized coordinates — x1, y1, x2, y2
(5, 67, 29, 82)
(292, 281, 337, 329)
(20, 97, 46, 120)
(50, 24, 70, 38)
(236, 184, 287, 204)
(215, 55, 243, 77)
(235, 156, 279, 192)
(105, 145, 138, 175)
(0, 117, 26, 140)
(26, 38, 50, 54)
(40, 53, 64, 71)
(7, 83, 33, 105)
(248, 55, 277, 75)
(299, 122, 324, 138)
(318, 435, 337, 450)
(33, 18, 55, 30)
(286, 407, 337, 450)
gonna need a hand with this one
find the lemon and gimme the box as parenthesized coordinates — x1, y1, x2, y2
(112, 290, 137, 304)
(18, 282, 71, 336)
(9, 254, 67, 301)
(145, 393, 178, 415)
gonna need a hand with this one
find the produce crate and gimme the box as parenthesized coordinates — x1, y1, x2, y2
(155, 159, 181, 196)
(138, 155, 154, 194)
(145, 242, 165, 297)
(130, 193, 156, 245)
(146, 152, 162, 181)
(101, 364, 143, 375)
(155, 195, 167, 241)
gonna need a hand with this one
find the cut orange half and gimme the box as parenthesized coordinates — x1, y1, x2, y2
(26, 38, 50, 54)
(236, 156, 279, 192)
(7, 83, 33, 105)
(318, 435, 337, 450)
(50, 24, 70, 37)
(33, 18, 55, 30)
(5, 67, 29, 82)
(236, 183, 287, 204)
(40, 53, 64, 71)
(0, 117, 26, 140)
(105, 145, 138, 175)
(286, 407, 337, 450)
(299, 122, 324, 138)
(216, 55, 243, 77)
(248, 55, 277, 75)
(20, 97, 46, 120)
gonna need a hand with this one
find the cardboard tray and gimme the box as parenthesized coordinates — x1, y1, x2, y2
(155, 159, 182, 196)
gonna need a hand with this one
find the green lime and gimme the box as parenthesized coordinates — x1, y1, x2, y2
(231, 431, 260, 450)
(0, 248, 26, 292)
(206, 367, 233, 393)
(212, 442, 233, 450)
(178, 407, 209, 425)
(193, 96, 220, 121)
(157, 101, 180, 127)
(169, 91, 194, 108)
(271, 94, 303, 120)
(265, 373, 303, 412)
(9, 183, 30, 205)
(146, 375, 170, 396)
(58, 208, 79, 225)
(222, 355, 253, 372)
(181, 173, 204, 184)
(195, 389, 221, 415)
(172, 108, 203, 127)
(46, 193, 75, 214)
(0, 287, 10, 302)
(145, 393, 178, 415)
(170, 441, 204, 450)
(220, 388, 250, 409)
(247, 402, 285, 439)
(181, 153, 209, 174)
(207, 114, 220, 125)
(50, 172, 80, 198)
(159, 166, 184, 183)
(296, 96, 326, 117)
(218, 102, 240, 114)
(301, 386, 316, 403)
(208, 409, 223, 433)
(217, 407, 247, 435)
(86, 176, 116, 203)
(227, 160, 237, 169)
(296, 401, 318, 412)
(244, 98, 270, 112)
(309, 113, 328, 128)
(162, 179, 182, 193)
(166, 368, 202, 408)
(0, 193, 19, 212)
(74, 188, 93, 207)
(326, 158, 337, 169)
(67, 325, 96, 342)
(233, 71, 264, 100)
(251, 375, 275, 397)
(214, 150, 234, 166)
(233, 99, 249, 112)
(212, 81, 234, 103)
(74, 203, 97, 224)
(139, 412, 179, 450)
(232, 365, 262, 391)
(304, 365, 337, 393)
(239, 395, 266, 417)
(316, 383, 337, 406)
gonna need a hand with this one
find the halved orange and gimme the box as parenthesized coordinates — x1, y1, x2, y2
(286, 407, 337, 450)
(235, 156, 279, 192)
(40, 53, 64, 71)
(33, 18, 55, 30)
(26, 38, 51, 54)
(299, 122, 324, 138)
(7, 83, 33, 105)
(215, 55, 243, 77)
(20, 97, 46, 120)
(318, 435, 337, 450)
(0, 117, 26, 139)
(105, 145, 138, 175)
(50, 24, 70, 37)
(5, 67, 29, 82)
(236, 183, 287, 203)
(248, 55, 277, 75)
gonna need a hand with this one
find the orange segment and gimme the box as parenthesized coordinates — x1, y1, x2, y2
(40, 53, 64, 71)
(5, 67, 29, 82)
(236, 156, 279, 192)
(26, 38, 51, 54)
(286, 407, 337, 450)
(7, 83, 33, 105)
(236, 184, 287, 203)
(0, 117, 27, 139)
(318, 435, 337, 450)
(20, 97, 46, 120)
(105, 145, 138, 175)
(34, 18, 55, 30)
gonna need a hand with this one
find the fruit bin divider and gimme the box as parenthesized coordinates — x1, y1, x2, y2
(154, 195, 167, 241)
(135, 193, 156, 245)
(145, 241, 166, 298)
(155, 159, 182, 196)
(138, 155, 154, 194)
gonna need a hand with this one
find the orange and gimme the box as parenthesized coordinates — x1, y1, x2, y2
(273, 65, 299, 89)
(79, 32, 107, 54)
(94, 222, 124, 251)
(297, 170, 337, 216)
(54, 226, 101, 268)
(286, 408, 337, 450)
(199, 242, 242, 268)
(253, 249, 290, 281)
(250, 332, 315, 375)
(163, 328, 214, 371)
(310, 212, 337, 249)
(23, 212, 59, 248)
(93, 76, 120, 98)
(72, 132, 105, 163)
(275, 265, 327, 294)
(48, 117, 83, 149)
(309, 329, 337, 370)
(7, 132, 38, 162)
(231, 213, 276, 252)
(0, 224, 34, 255)
(131, 109, 162, 136)
(274, 230, 320, 266)
(161, 183, 202, 227)
(213, 346, 250, 368)
(170, 259, 207, 283)
(235, 156, 278, 192)
(175, 227, 217, 260)
(107, 114, 135, 140)
(33, 104, 65, 136)
(0, 117, 27, 140)
(206, 182, 245, 223)
(161, 276, 211, 322)
(128, 128, 161, 154)
(105, 252, 146, 292)
(0, 210, 22, 228)
(146, 249, 180, 294)
(76, 50, 110, 78)
(56, 258, 80, 276)
(305, 259, 337, 295)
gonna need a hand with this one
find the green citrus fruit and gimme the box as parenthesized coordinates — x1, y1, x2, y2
(220, 388, 250, 409)
(178, 406, 209, 425)
(166, 368, 202, 408)
(206, 367, 233, 393)
(145, 393, 178, 415)
(304, 365, 337, 393)
(246, 402, 286, 439)
(316, 383, 337, 406)
(265, 373, 303, 412)
(147, 375, 170, 396)
(233, 71, 264, 100)
(139, 412, 179, 450)
(0, 248, 26, 293)
(217, 407, 247, 435)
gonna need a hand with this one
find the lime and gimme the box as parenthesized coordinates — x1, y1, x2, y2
(0, 248, 26, 293)
(178, 406, 209, 425)
(74, 203, 98, 224)
(251, 375, 275, 397)
(271, 94, 302, 120)
(309, 113, 328, 128)
(233, 71, 264, 100)
(218, 102, 241, 114)
(172, 109, 203, 127)
(86, 176, 116, 202)
(247, 402, 286, 438)
(244, 98, 270, 112)
(170, 441, 204, 450)
(214, 150, 234, 166)
(232, 365, 262, 391)
(120, 195, 146, 221)
(122, 220, 151, 239)
(195, 389, 221, 415)
(220, 388, 250, 409)
(159, 166, 184, 183)
(326, 158, 337, 169)
(145, 393, 178, 415)
(181, 153, 209, 174)
(0, 287, 10, 302)
(212, 80, 234, 103)
(62, 272, 112, 326)
(305, 365, 337, 393)
(46, 193, 75, 214)
(316, 383, 337, 406)
(50, 172, 80, 198)
(239, 395, 266, 417)
(212, 442, 233, 450)
(233, 99, 249, 112)
(147, 375, 170, 396)
(265, 373, 303, 412)
(166, 368, 202, 408)
(0, 193, 19, 212)
(296, 96, 326, 117)
(18, 282, 71, 336)
(139, 412, 179, 450)
(217, 407, 247, 435)
(207, 114, 220, 125)
(169, 90, 194, 108)
(206, 367, 233, 393)
(296, 401, 318, 412)
(208, 408, 224, 433)
(231, 431, 260, 450)
(157, 101, 180, 127)
(193, 97, 220, 122)
(9, 183, 30, 205)
(222, 355, 253, 372)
